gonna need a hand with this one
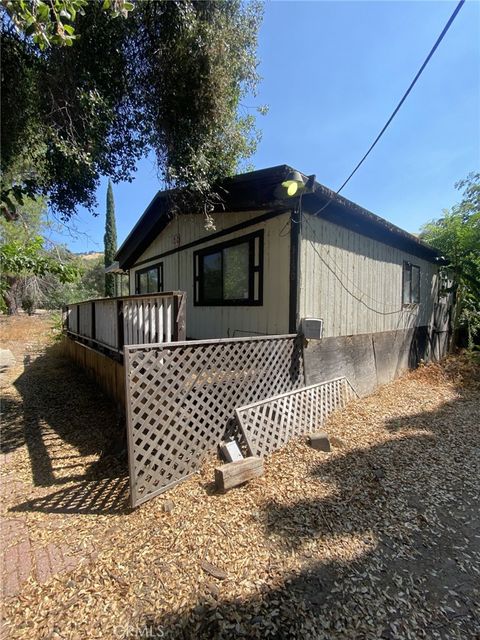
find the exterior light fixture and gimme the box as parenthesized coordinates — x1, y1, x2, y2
(274, 170, 317, 200)
(280, 171, 316, 197)
(281, 170, 305, 197)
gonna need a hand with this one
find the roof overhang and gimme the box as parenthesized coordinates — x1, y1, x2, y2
(115, 165, 443, 269)
(302, 181, 444, 264)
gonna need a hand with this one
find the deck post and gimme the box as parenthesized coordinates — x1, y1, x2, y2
(173, 293, 186, 341)
(91, 301, 96, 341)
(117, 299, 124, 351)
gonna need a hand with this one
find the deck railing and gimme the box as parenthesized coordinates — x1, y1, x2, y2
(64, 291, 186, 353)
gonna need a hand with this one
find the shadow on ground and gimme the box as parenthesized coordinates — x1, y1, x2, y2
(137, 378, 480, 639)
(2, 343, 130, 515)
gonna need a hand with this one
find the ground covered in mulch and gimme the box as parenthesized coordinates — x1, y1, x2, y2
(1, 314, 479, 639)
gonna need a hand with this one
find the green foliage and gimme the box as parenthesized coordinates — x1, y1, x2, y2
(0, 196, 80, 313)
(0, 192, 109, 313)
(1, 1, 264, 221)
(104, 180, 117, 297)
(1, 4, 144, 220)
(0, 235, 79, 313)
(134, 0, 263, 211)
(78, 256, 105, 299)
(1, 236, 77, 281)
(42, 255, 106, 309)
(0, 191, 43, 242)
(421, 172, 480, 349)
(2, 0, 134, 49)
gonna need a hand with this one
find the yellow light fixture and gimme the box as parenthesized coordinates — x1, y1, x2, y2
(287, 181, 299, 196)
(274, 170, 316, 200)
(281, 170, 305, 197)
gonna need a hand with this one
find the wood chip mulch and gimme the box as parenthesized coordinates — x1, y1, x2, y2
(1, 315, 479, 639)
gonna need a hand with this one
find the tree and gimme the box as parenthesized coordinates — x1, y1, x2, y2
(2, 0, 134, 48)
(42, 254, 106, 310)
(1, 4, 143, 220)
(1, 1, 264, 221)
(421, 172, 480, 349)
(0, 236, 79, 314)
(104, 180, 117, 297)
(0, 196, 79, 314)
(134, 1, 263, 214)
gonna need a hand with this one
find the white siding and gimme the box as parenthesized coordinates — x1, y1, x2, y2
(130, 211, 291, 339)
(298, 213, 439, 338)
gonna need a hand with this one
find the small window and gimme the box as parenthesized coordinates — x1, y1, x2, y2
(402, 261, 420, 304)
(135, 263, 163, 294)
(194, 231, 263, 306)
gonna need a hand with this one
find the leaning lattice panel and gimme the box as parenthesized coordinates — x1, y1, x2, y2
(236, 377, 358, 458)
(124, 335, 304, 507)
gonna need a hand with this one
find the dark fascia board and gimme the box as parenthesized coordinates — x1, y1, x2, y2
(116, 164, 443, 269)
(302, 182, 443, 264)
(115, 189, 173, 269)
(115, 165, 293, 269)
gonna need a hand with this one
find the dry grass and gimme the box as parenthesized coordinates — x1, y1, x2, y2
(1, 315, 479, 639)
(0, 313, 60, 362)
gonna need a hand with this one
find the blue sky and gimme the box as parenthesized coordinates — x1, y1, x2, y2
(55, 0, 480, 253)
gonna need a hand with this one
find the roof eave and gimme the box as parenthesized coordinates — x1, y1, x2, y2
(116, 164, 442, 269)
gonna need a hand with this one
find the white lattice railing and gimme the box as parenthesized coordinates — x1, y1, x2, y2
(124, 334, 305, 507)
(65, 292, 186, 353)
(236, 377, 358, 457)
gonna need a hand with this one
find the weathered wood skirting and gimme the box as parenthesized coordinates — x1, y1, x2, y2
(61, 336, 125, 408)
(303, 326, 449, 396)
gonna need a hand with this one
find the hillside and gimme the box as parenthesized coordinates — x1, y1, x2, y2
(74, 251, 103, 263)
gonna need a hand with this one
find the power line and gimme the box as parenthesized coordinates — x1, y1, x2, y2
(312, 0, 465, 217)
(302, 214, 416, 315)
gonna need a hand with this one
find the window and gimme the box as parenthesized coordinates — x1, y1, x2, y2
(194, 231, 263, 305)
(402, 261, 420, 304)
(135, 263, 163, 294)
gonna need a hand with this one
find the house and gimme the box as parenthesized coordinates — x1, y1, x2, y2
(64, 164, 451, 506)
(114, 164, 449, 353)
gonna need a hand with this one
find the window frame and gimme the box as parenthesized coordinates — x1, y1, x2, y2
(134, 262, 164, 295)
(402, 260, 421, 305)
(193, 230, 264, 306)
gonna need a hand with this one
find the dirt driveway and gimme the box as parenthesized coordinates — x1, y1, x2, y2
(1, 314, 479, 639)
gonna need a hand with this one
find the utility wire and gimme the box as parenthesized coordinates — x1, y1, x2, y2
(311, 0, 465, 217)
(291, 3, 464, 316)
(302, 214, 415, 315)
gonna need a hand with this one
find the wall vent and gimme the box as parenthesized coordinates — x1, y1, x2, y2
(301, 317, 324, 340)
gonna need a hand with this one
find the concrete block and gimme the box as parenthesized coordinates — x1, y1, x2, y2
(219, 440, 243, 463)
(308, 431, 331, 452)
(162, 499, 175, 513)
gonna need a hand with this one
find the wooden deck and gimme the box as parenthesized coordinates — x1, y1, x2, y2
(61, 337, 125, 407)
(64, 291, 186, 355)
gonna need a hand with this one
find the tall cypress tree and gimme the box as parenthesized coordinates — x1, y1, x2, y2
(104, 180, 117, 297)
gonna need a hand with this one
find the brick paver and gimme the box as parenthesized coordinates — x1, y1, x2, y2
(1, 451, 107, 599)
(0, 473, 24, 501)
(1, 523, 31, 599)
(1, 511, 95, 599)
(1, 317, 113, 602)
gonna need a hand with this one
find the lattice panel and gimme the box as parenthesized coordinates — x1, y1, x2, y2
(124, 335, 304, 507)
(236, 377, 357, 458)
